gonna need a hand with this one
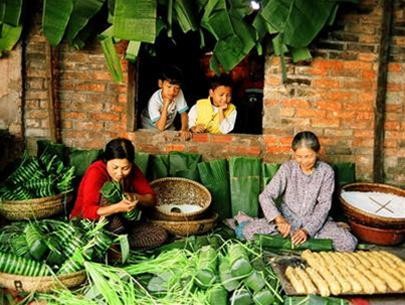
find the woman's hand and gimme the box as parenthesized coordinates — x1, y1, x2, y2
(275, 215, 291, 237)
(291, 228, 308, 246)
(115, 197, 137, 213)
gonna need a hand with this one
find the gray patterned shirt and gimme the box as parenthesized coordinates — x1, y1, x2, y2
(259, 160, 335, 237)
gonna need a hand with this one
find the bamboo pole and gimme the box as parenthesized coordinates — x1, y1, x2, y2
(45, 43, 60, 143)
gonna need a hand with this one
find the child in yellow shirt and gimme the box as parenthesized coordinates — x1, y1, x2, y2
(188, 75, 237, 134)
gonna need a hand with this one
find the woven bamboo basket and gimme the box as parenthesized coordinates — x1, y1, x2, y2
(150, 212, 218, 236)
(0, 193, 71, 221)
(339, 182, 405, 229)
(0, 270, 86, 293)
(150, 177, 212, 221)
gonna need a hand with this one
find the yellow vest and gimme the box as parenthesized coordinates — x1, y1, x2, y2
(195, 98, 236, 134)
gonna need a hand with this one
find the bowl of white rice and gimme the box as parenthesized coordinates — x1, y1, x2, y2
(339, 182, 405, 229)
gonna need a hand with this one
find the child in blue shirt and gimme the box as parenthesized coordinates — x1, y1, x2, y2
(141, 66, 191, 140)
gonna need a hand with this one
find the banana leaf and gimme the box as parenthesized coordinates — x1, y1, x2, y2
(65, 0, 105, 44)
(68, 148, 102, 177)
(71, 9, 102, 49)
(198, 159, 231, 220)
(291, 46, 312, 62)
(0, 23, 22, 51)
(113, 0, 157, 43)
(37, 140, 67, 163)
(229, 0, 253, 18)
(173, 0, 198, 33)
(2, 0, 23, 26)
(261, 163, 280, 191)
(254, 234, 333, 251)
(169, 151, 201, 181)
(42, 0, 74, 45)
(125, 40, 141, 62)
(284, 295, 349, 305)
(98, 26, 123, 83)
(134, 151, 150, 175)
(148, 154, 169, 180)
(332, 163, 355, 186)
(229, 157, 261, 217)
(202, 6, 233, 40)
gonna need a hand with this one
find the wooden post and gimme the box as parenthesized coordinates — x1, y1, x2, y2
(45, 43, 61, 143)
(373, 0, 393, 182)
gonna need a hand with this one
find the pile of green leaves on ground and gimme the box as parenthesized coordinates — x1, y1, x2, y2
(28, 233, 350, 305)
(0, 150, 75, 201)
(0, 218, 116, 276)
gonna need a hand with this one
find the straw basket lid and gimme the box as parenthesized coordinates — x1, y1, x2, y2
(150, 177, 212, 221)
(0, 270, 86, 293)
(0, 193, 71, 221)
(150, 212, 218, 236)
(339, 182, 405, 229)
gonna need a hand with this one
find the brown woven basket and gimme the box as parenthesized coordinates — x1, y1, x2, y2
(150, 177, 212, 221)
(129, 222, 169, 250)
(0, 270, 86, 293)
(150, 212, 218, 236)
(0, 193, 71, 221)
(339, 182, 405, 229)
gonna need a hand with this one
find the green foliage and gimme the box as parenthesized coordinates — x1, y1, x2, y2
(0, 0, 358, 81)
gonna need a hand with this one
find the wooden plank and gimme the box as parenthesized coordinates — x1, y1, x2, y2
(373, 0, 394, 182)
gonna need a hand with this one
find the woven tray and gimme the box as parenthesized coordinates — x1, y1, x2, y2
(0, 193, 71, 220)
(150, 177, 212, 221)
(0, 270, 86, 293)
(150, 212, 218, 236)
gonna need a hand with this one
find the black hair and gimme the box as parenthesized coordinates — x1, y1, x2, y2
(103, 138, 135, 163)
(291, 131, 321, 152)
(159, 65, 184, 85)
(209, 74, 233, 90)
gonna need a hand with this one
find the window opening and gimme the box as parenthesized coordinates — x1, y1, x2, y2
(136, 33, 264, 135)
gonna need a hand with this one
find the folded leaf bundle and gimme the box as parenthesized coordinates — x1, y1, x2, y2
(254, 234, 333, 251)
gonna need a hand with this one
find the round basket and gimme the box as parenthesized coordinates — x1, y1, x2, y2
(150, 177, 212, 221)
(0, 270, 86, 293)
(129, 222, 169, 250)
(150, 212, 218, 236)
(339, 182, 405, 229)
(0, 193, 71, 221)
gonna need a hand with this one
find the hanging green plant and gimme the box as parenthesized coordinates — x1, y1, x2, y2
(0, 0, 358, 82)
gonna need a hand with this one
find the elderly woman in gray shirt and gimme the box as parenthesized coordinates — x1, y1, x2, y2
(259, 131, 357, 251)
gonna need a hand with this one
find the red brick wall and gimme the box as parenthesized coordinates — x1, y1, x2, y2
(14, 0, 405, 187)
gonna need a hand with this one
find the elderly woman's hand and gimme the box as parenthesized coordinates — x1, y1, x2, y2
(291, 228, 308, 245)
(275, 215, 291, 238)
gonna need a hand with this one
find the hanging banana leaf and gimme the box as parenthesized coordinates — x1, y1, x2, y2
(211, 14, 256, 72)
(71, 13, 101, 49)
(2, 0, 23, 26)
(173, 0, 198, 33)
(201, 5, 232, 40)
(65, 0, 105, 44)
(229, 0, 253, 18)
(291, 46, 312, 62)
(42, 0, 74, 45)
(125, 40, 141, 63)
(98, 26, 123, 82)
(284, 0, 337, 48)
(0, 23, 22, 51)
(113, 0, 157, 43)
